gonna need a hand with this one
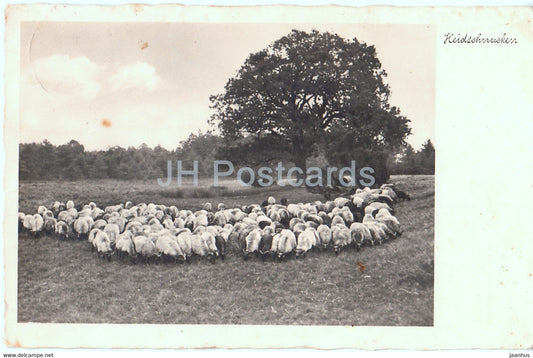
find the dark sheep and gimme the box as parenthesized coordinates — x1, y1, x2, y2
(396, 190, 411, 201)
(215, 235, 226, 261)
(259, 232, 273, 261)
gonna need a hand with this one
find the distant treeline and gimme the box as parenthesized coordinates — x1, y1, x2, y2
(19, 133, 221, 181)
(388, 140, 435, 175)
(19, 133, 434, 181)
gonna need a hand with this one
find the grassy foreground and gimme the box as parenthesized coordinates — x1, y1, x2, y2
(17, 175, 434, 325)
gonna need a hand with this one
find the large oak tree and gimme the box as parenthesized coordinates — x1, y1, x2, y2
(210, 29, 411, 188)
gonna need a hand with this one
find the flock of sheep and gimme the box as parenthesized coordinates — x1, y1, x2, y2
(18, 184, 405, 263)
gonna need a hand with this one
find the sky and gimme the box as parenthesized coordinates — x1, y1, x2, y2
(19, 22, 435, 151)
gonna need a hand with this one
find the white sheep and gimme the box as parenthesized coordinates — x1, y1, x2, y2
(211, 211, 226, 227)
(57, 210, 76, 226)
(168, 205, 179, 218)
(241, 217, 258, 227)
(30, 214, 44, 236)
(287, 203, 300, 217)
(23, 214, 34, 232)
(332, 207, 353, 226)
(316, 224, 332, 249)
(173, 217, 185, 229)
(190, 234, 212, 261)
(334, 197, 350, 208)
(154, 210, 165, 222)
(78, 208, 92, 217)
(155, 234, 186, 263)
(88, 228, 101, 247)
(132, 236, 159, 262)
(104, 204, 123, 214)
(292, 222, 307, 238)
(175, 230, 193, 260)
(109, 217, 127, 233)
(217, 225, 233, 243)
(94, 230, 113, 260)
(162, 218, 174, 229)
(93, 219, 107, 231)
(89, 208, 104, 220)
(120, 208, 137, 220)
(289, 217, 304, 230)
(103, 223, 120, 246)
(352, 196, 364, 208)
(331, 224, 352, 254)
(73, 216, 94, 240)
(362, 215, 388, 245)
(37, 206, 47, 215)
(330, 215, 346, 227)
(375, 208, 401, 236)
(52, 201, 61, 213)
(201, 231, 219, 259)
(324, 201, 336, 213)
(349, 222, 373, 248)
(114, 233, 133, 259)
(18, 212, 26, 229)
(243, 228, 262, 259)
(271, 229, 296, 261)
(295, 228, 319, 257)
(223, 208, 246, 223)
(193, 214, 208, 230)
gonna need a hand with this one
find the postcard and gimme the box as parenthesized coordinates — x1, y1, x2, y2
(3, 4, 532, 350)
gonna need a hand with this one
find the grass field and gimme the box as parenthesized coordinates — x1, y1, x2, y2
(17, 175, 434, 325)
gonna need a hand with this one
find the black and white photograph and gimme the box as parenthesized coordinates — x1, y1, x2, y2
(15, 19, 435, 326)
(3, 3, 531, 352)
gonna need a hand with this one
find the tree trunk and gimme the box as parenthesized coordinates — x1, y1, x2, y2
(293, 155, 307, 187)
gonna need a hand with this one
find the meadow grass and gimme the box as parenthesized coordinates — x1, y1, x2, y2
(18, 178, 323, 213)
(17, 175, 434, 325)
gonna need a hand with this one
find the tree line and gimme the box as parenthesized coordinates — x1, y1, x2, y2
(18, 133, 220, 181)
(19, 135, 434, 181)
(388, 140, 435, 175)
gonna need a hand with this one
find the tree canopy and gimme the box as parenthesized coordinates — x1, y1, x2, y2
(210, 30, 411, 190)
(210, 29, 411, 188)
